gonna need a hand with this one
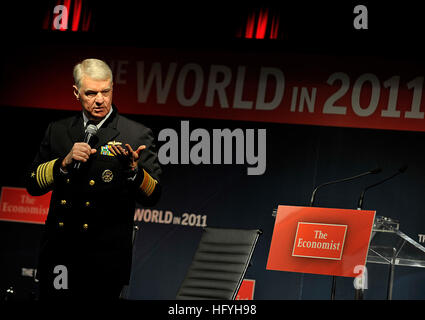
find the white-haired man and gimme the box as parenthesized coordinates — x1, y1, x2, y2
(26, 58, 162, 300)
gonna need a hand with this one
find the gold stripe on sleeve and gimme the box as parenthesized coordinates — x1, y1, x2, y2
(44, 159, 56, 187)
(35, 159, 58, 189)
(36, 162, 47, 189)
(140, 169, 158, 197)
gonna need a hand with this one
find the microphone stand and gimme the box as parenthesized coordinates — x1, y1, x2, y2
(310, 169, 381, 207)
(357, 166, 406, 210)
(354, 165, 407, 300)
(309, 168, 381, 300)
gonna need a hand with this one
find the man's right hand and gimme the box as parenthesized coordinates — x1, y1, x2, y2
(61, 142, 97, 171)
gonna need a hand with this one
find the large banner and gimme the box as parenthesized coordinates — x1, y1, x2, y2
(1, 46, 425, 132)
(2, 45, 425, 300)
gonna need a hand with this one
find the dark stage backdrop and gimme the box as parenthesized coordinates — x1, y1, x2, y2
(1, 106, 424, 300)
(1, 44, 425, 300)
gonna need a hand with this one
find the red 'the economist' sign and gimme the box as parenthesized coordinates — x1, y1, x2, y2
(292, 222, 348, 260)
(267, 205, 375, 277)
(0, 187, 51, 224)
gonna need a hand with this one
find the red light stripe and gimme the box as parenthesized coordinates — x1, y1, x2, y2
(82, 8, 91, 31)
(42, 10, 50, 30)
(71, 0, 82, 31)
(255, 8, 268, 39)
(245, 12, 255, 39)
(270, 14, 279, 39)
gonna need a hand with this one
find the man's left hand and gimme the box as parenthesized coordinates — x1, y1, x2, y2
(109, 143, 146, 170)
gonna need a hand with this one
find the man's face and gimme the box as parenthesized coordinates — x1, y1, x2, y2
(73, 76, 113, 121)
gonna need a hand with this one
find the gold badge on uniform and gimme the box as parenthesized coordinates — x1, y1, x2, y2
(102, 169, 114, 182)
(107, 141, 122, 146)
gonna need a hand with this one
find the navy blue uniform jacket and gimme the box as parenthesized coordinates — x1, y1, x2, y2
(25, 105, 161, 295)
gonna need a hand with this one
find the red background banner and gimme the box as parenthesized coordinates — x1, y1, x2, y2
(1, 46, 425, 132)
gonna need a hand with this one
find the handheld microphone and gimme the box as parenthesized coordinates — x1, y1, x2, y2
(310, 167, 382, 206)
(74, 123, 98, 170)
(357, 165, 407, 210)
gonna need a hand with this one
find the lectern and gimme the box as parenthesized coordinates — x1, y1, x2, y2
(267, 206, 425, 299)
(366, 216, 425, 299)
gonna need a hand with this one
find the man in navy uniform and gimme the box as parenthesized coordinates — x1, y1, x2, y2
(26, 58, 162, 299)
